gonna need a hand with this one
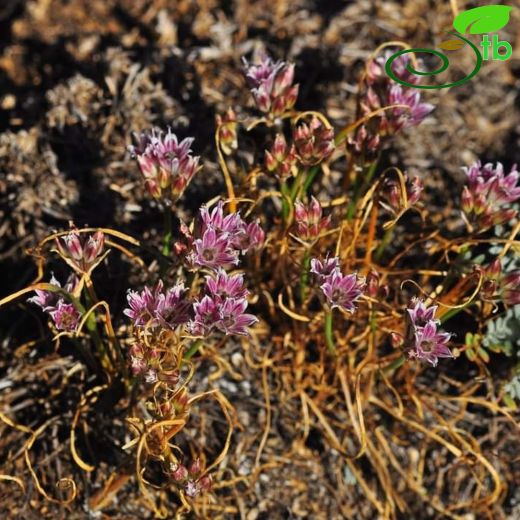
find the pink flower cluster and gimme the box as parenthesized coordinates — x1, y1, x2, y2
(293, 117, 335, 166)
(242, 52, 299, 117)
(124, 280, 191, 330)
(189, 269, 257, 337)
(189, 201, 264, 270)
(461, 161, 520, 231)
(28, 274, 82, 332)
(128, 128, 201, 202)
(362, 51, 434, 135)
(170, 458, 212, 498)
(310, 257, 366, 312)
(405, 299, 453, 367)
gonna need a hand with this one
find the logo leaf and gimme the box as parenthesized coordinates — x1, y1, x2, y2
(438, 39, 465, 51)
(453, 5, 512, 34)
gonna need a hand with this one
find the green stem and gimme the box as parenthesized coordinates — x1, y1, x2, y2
(281, 182, 291, 223)
(301, 165, 320, 194)
(183, 339, 203, 361)
(299, 248, 311, 303)
(383, 354, 406, 374)
(345, 157, 379, 221)
(83, 288, 112, 371)
(162, 208, 173, 258)
(374, 226, 394, 262)
(324, 310, 335, 355)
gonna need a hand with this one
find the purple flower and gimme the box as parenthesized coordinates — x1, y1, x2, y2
(185, 480, 200, 498)
(367, 51, 420, 86)
(124, 280, 191, 329)
(192, 229, 239, 270)
(409, 320, 453, 366)
(231, 221, 265, 253)
(319, 270, 366, 312)
(49, 301, 81, 332)
(461, 162, 520, 231)
(387, 85, 434, 130)
(56, 230, 105, 273)
(242, 52, 298, 117)
(28, 274, 81, 332)
(189, 295, 221, 336)
(128, 127, 201, 202)
(310, 256, 341, 283)
(200, 201, 243, 236)
(404, 298, 453, 366)
(205, 269, 249, 300)
(361, 50, 434, 135)
(294, 197, 331, 241)
(216, 298, 258, 336)
(406, 298, 438, 329)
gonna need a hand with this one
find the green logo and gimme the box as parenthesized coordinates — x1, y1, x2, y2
(385, 5, 513, 89)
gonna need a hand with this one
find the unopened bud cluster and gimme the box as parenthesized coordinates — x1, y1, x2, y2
(242, 52, 298, 118)
(128, 128, 201, 203)
(461, 161, 520, 231)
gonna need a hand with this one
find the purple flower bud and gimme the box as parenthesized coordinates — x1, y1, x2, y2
(171, 464, 188, 482)
(265, 134, 297, 180)
(56, 229, 106, 272)
(242, 52, 298, 117)
(294, 197, 331, 241)
(293, 117, 335, 166)
(128, 127, 201, 203)
(461, 162, 520, 232)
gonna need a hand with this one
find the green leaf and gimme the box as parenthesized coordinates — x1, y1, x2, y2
(453, 5, 512, 35)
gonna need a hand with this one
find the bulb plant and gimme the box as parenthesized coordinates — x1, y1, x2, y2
(1, 47, 519, 519)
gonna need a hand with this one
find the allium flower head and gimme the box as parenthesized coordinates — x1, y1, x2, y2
(362, 50, 433, 135)
(128, 127, 201, 202)
(461, 161, 520, 231)
(367, 51, 420, 86)
(56, 229, 105, 273)
(28, 274, 81, 332)
(478, 259, 520, 306)
(294, 197, 331, 241)
(189, 202, 264, 269)
(293, 117, 335, 166)
(319, 270, 366, 312)
(404, 298, 453, 367)
(265, 133, 298, 180)
(125, 280, 191, 329)
(310, 256, 341, 283)
(382, 175, 423, 213)
(206, 269, 249, 301)
(242, 52, 299, 117)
